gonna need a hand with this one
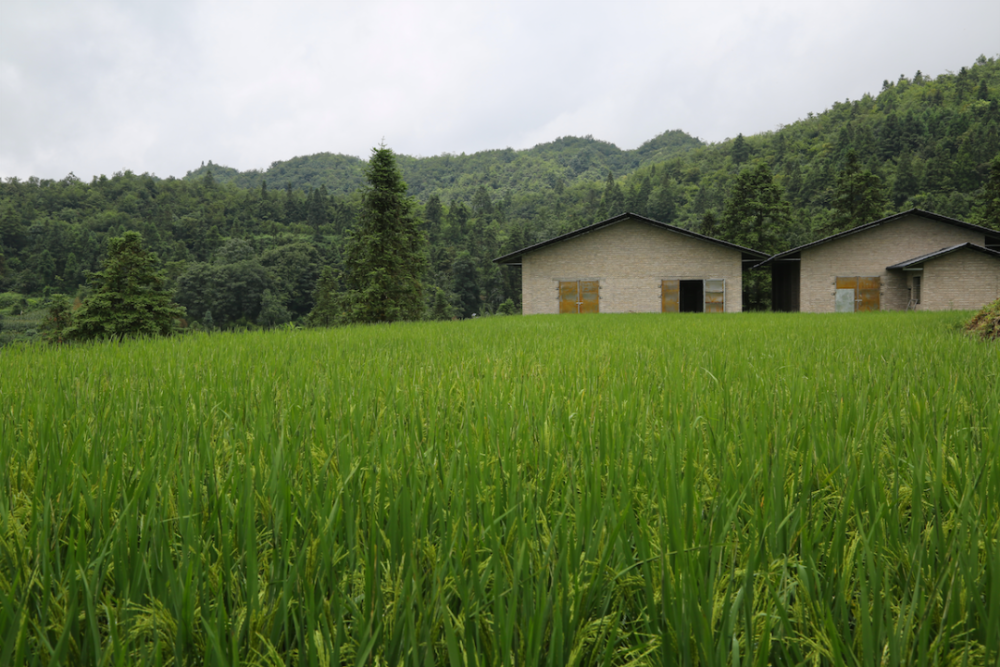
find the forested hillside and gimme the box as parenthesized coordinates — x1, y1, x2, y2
(2, 55, 999, 341)
(185, 130, 704, 199)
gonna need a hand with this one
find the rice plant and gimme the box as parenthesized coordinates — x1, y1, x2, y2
(1, 311, 997, 666)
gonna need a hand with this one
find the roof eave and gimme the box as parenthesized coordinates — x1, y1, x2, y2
(492, 212, 767, 264)
(755, 209, 1000, 270)
(770, 209, 998, 263)
(886, 242, 1000, 270)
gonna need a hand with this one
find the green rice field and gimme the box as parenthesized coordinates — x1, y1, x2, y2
(1, 312, 998, 666)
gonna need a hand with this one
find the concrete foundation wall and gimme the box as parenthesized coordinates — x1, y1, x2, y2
(521, 219, 745, 314)
(799, 214, 986, 312)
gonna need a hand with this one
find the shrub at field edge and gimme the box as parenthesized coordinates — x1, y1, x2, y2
(965, 297, 1000, 340)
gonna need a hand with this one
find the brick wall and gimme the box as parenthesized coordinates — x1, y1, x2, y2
(919, 250, 1000, 311)
(521, 219, 745, 314)
(799, 214, 986, 312)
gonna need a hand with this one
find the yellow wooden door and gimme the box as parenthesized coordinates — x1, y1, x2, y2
(835, 277, 880, 312)
(835, 277, 858, 312)
(559, 281, 599, 313)
(857, 277, 881, 311)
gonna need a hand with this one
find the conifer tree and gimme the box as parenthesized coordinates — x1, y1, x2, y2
(721, 162, 791, 310)
(257, 289, 291, 328)
(601, 171, 625, 217)
(424, 194, 444, 245)
(307, 266, 340, 327)
(892, 150, 920, 206)
(341, 145, 426, 324)
(827, 150, 889, 233)
(977, 80, 990, 101)
(648, 179, 677, 223)
(42, 294, 73, 343)
(446, 201, 470, 244)
(451, 250, 480, 318)
(471, 186, 494, 220)
(306, 187, 328, 240)
(626, 175, 652, 217)
(973, 155, 1000, 231)
(429, 286, 455, 320)
(700, 211, 719, 237)
(721, 162, 790, 254)
(731, 133, 751, 166)
(66, 231, 185, 340)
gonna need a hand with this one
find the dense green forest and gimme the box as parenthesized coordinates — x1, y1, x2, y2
(2, 55, 999, 342)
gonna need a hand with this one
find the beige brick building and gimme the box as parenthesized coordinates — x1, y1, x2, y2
(887, 244, 1000, 311)
(762, 210, 1000, 312)
(493, 213, 766, 315)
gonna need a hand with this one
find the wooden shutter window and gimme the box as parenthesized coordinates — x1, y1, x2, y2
(704, 279, 725, 313)
(579, 281, 600, 313)
(559, 281, 579, 314)
(661, 280, 679, 313)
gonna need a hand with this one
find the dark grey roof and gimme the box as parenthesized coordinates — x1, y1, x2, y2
(754, 209, 1000, 269)
(493, 212, 767, 266)
(886, 242, 1000, 270)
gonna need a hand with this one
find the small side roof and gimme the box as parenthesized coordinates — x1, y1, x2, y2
(754, 209, 1000, 269)
(886, 242, 1000, 270)
(493, 212, 767, 266)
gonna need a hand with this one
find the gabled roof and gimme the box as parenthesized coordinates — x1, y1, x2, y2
(886, 242, 1000, 270)
(493, 212, 767, 266)
(754, 209, 1000, 269)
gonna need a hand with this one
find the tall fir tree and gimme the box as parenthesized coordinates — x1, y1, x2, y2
(42, 294, 74, 344)
(601, 171, 625, 217)
(257, 289, 290, 328)
(827, 150, 889, 234)
(731, 133, 751, 166)
(892, 150, 920, 207)
(721, 162, 792, 310)
(307, 266, 340, 327)
(306, 187, 329, 240)
(341, 145, 427, 324)
(647, 178, 677, 223)
(625, 174, 652, 217)
(451, 250, 480, 318)
(700, 211, 720, 237)
(471, 186, 494, 220)
(721, 162, 790, 254)
(973, 155, 1000, 231)
(424, 194, 444, 245)
(429, 286, 455, 320)
(446, 200, 470, 243)
(65, 231, 185, 340)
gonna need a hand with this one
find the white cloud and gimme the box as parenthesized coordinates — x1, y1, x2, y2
(1, 0, 998, 180)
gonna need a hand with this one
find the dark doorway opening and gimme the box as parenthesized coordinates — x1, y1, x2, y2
(679, 280, 704, 312)
(771, 261, 800, 312)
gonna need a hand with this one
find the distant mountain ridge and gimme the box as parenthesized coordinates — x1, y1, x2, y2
(183, 130, 705, 200)
(181, 50, 1000, 237)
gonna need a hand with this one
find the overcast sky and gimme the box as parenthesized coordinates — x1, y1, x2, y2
(1, 0, 998, 182)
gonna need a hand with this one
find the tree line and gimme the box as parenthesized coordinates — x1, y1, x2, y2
(2, 55, 999, 341)
(36, 145, 479, 341)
